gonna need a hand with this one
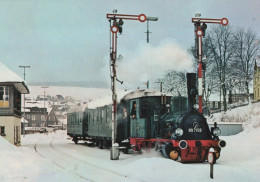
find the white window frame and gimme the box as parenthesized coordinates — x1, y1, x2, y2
(41, 115, 46, 121)
(32, 115, 36, 121)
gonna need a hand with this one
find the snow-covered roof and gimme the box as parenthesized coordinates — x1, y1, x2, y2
(0, 62, 29, 94)
(21, 117, 29, 123)
(121, 89, 172, 100)
(67, 103, 88, 113)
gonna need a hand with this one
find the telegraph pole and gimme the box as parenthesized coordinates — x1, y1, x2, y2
(41, 86, 49, 127)
(192, 16, 228, 113)
(145, 16, 158, 43)
(19, 65, 30, 136)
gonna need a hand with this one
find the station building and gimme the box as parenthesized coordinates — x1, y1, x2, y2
(0, 62, 29, 146)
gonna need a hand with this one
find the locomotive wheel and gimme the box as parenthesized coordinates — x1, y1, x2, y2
(169, 150, 179, 160)
(123, 148, 129, 154)
(73, 137, 78, 144)
(98, 140, 103, 149)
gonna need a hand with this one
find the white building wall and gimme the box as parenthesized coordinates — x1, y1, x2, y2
(0, 116, 21, 146)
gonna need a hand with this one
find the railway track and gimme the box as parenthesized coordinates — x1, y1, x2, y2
(34, 142, 93, 182)
(33, 136, 144, 182)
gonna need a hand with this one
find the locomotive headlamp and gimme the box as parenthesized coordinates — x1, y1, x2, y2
(212, 128, 221, 136)
(175, 128, 183, 136)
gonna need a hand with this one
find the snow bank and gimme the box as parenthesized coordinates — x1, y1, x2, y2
(0, 136, 18, 151)
(209, 102, 260, 131)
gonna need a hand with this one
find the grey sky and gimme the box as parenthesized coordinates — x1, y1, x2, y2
(0, 0, 259, 87)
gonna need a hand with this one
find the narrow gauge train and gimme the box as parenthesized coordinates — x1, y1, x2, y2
(67, 90, 173, 148)
(67, 73, 226, 163)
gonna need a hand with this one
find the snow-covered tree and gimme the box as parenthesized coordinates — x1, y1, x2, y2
(231, 28, 260, 102)
(207, 25, 235, 111)
(159, 71, 187, 96)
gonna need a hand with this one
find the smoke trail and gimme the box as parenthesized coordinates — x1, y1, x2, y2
(116, 39, 193, 88)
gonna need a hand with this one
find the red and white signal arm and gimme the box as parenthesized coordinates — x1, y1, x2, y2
(111, 26, 119, 33)
(208, 152, 215, 164)
(138, 14, 147, 22)
(221, 18, 228, 26)
(196, 29, 204, 37)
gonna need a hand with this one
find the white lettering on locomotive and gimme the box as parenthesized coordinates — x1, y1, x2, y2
(188, 122, 202, 133)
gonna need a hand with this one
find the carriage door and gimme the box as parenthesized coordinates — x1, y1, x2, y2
(140, 100, 152, 138)
(130, 99, 139, 137)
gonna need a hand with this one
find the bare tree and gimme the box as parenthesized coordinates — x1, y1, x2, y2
(232, 28, 260, 102)
(159, 71, 187, 96)
(207, 25, 234, 111)
(189, 36, 219, 108)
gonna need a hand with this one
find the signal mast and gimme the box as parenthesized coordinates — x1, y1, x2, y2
(192, 15, 228, 113)
(106, 11, 158, 160)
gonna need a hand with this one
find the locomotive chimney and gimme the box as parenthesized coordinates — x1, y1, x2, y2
(186, 73, 198, 112)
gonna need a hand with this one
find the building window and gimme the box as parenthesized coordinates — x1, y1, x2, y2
(32, 115, 36, 121)
(0, 86, 9, 107)
(27, 115, 30, 119)
(210, 102, 213, 109)
(215, 102, 219, 109)
(0, 126, 5, 136)
(41, 115, 46, 121)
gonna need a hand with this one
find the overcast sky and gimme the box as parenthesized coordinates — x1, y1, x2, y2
(0, 0, 259, 89)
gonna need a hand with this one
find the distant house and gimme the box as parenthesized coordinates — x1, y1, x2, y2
(230, 93, 254, 103)
(254, 59, 260, 101)
(25, 107, 48, 127)
(47, 106, 59, 126)
(55, 95, 64, 101)
(0, 62, 29, 146)
(47, 106, 67, 129)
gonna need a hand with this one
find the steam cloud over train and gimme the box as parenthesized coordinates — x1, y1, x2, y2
(67, 73, 226, 163)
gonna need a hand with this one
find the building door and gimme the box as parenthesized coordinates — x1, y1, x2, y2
(14, 126, 20, 146)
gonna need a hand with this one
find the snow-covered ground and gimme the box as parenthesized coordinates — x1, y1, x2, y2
(1, 102, 260, 182)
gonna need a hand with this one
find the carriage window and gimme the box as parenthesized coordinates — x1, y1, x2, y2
(131, 101, 137, 118)
(101, 110, 104, 123)
(140, 101, 150, 118)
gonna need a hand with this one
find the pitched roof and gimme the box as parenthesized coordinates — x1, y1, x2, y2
(0, 62, 29, 94)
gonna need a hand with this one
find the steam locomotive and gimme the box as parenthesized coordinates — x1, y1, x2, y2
(67, 73, 226, 162)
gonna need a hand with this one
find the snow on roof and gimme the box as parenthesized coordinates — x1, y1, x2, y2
(0, 136, 18, 151)
(23, 100, 52, 113)
(86, 89, 171, 109)
(21, 117, 29, 123)
(87, 89, 133, 109)
(67, 103, 88, 113)
(0, 62, 29, 94)
(0, 62, 24, 82)
(121, 89, 172, 101)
